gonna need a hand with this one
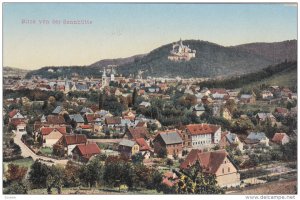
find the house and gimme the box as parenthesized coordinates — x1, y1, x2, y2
(274, 107, 288, 116)
(105, 117, 122, 128)
(52, 106, 67, 115)
(72, 143, 101, 162)
(210, 88, 228, 96)
(16, 123, 27, 135)
(191, 104, 206, 117)
(79, 124, 93, 132)
(180, 149, 240, 187)
(183, 124, 221, 149)
(272, 133, 290, 145)
(240, 94, 256, 104)
(46, 115, 66, 125)
(256, 113, 277, 125)
(122, 110, 136, 121)
(118, 139, 140, 159)
(261, 90, 273, 99)
(69, 114, 85, 127)
(135, 138, 153, 159)
(219, 132, 243, 151)
(244, 132, 269, 146)
(40, 126, 67, 147)
(125, 127, 150, 140)
(80, 107, 93, 115)
(222, 107, 232, 120)
(153, 130, 183, 158)
(8, 109, 25, 123)
(55, 134, 87, 156)
(162, 171, 179, 187)
(139, 101, 151, 108)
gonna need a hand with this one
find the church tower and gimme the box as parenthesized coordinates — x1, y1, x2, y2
(102, 67, 107, 88)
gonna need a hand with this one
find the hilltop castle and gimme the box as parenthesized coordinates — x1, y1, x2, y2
(168, 39, 196, 61)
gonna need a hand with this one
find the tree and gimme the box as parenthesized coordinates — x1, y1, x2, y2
(166, 158, 174, 168)
(4, 181, 28, 194)
(280, 140, 297, 161)
(98, 91, 104, 110)
(48, 96, 56, 106)
(103, 158, 135, 189)
(46, 165, 64, 194)
(157, 148, 167, 158)
(5, 164, 28, 183)
(28, 161, 50, 188)
(132, 88, 137, 107)
(167, 163, 225, 194)
(79, 157, 103, 187)
(131, 152, 144, 164)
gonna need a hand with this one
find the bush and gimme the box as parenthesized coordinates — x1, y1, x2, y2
(4, 181, 28, 194)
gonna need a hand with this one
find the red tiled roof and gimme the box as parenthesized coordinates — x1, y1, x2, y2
(80, 124, 92, 129)
(186, 124, 220, 135)
(85, 114, 96, 123)
(74, 143, 101, 158)
(272, 133, 288, 143)
(10, 119, 26, 126)
(64, 134, 87, 145)
(219, 132, 229, 148)
(180, 149, 229, 174)
(128, 127, 150, 139)
(135, 138, 150, 151)
(41, 127, 67, 135)
(136, 121, 147, 127)
(275, 107, 288, 114)
(210, 88, 228, 94)
(47, 115, 66, 124)
(105, 117, 121, 125)
(8, 109, 19, 118)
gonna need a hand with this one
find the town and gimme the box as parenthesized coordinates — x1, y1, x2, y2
(3, 61, 297, 194)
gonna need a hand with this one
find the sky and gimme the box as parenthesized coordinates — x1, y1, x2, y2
(3, 3, 298, 70)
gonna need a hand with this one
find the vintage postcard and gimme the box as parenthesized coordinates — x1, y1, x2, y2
(2, 2, 298, 198)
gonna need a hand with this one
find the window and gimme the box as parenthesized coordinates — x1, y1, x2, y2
(228, 167, 230, 172)
(222, 168, 224, 174)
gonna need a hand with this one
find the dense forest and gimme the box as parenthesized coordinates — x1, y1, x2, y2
(117, 40, 273, 78)
(199, 61, 297, 91)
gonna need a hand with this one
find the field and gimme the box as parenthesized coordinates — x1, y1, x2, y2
(40, 147, 53, 155)
(28, 187, 160, 195)
(234, 178, 297, 195)
(4, 157, 34, 169)
(238, 103, 278, 113)
(243, 68, 297, 90)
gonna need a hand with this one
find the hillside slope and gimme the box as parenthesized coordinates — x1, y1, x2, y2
(89, 54, 146, 68)
(200, 61, 297, 90)
(3, 67, 30, 78)
(117, 40, 274, 78)
(232, 40, 297, 63)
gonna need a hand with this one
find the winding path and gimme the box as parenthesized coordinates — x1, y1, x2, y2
(13, 132, 69, 166)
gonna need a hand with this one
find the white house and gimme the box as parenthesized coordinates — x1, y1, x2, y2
(184, 124, 221, 149)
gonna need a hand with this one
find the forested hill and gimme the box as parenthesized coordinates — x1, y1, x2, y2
(199, 61, 297, 91)
(24, 39, 296, 79)
(116, 40, 280, 78)
(89, 54, 146, 68)
(231, 40, 297, 63)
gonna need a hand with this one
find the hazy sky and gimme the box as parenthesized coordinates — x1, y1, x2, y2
(3, 3, 297, 70)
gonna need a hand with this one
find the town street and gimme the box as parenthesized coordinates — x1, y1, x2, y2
(87, 138, 122, 144)
(13, 132, 68, 166)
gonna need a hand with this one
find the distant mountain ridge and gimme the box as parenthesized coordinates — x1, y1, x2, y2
(89, 54, 146, 68)
(3, 67, 30, 78)
(232, 40, 297, 63)
(24, 39, 297, 79)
